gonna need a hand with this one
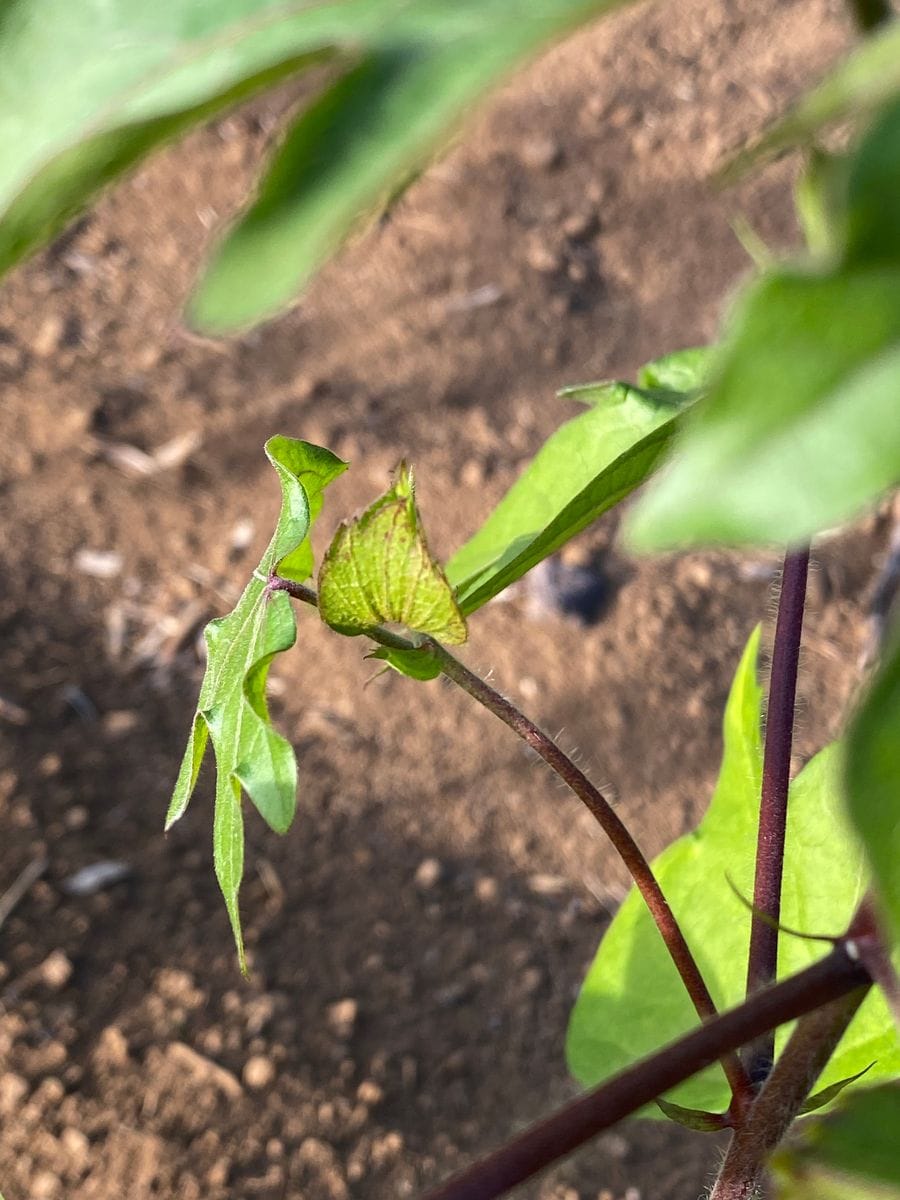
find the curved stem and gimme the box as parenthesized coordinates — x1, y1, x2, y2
(423, 638, 752, 1110)
(745, 548, 809, 1082)
(269, 573, 754, 1111)
(419, 946, 869, 1200)
(710, 986, 869, 1200)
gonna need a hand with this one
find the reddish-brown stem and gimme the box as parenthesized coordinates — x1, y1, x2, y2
(269, 573, 754, 1111)
(710, 985, 869, 1200)
(744, 548, 809, 1082)
(424, 638, 752, 1111)
(419, 946, 870, 1200)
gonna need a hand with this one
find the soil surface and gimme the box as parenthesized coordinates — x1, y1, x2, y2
(0, 1, 889, 1198)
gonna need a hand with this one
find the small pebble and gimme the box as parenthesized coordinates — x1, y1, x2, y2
(414, 858, 443, 890)
(326, 997, 358, 1038)
(93, 1025, 129, 1070)
(474, 876, 498, 902)
(38, 950, 73, 992)
(525, 240, 563, 274)
(519, 135, 562, 171)
(242, 1055, 276, 1091)
(356, 1079, 384, 1106)
(562, 210, 598, 240)
(33, 315, 64, 357)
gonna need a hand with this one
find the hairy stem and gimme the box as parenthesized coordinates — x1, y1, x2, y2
(419, 946, 869, 1200)
(745, 548, 809, 1083)
(269, 573, 753, 1110)
(710, 986, 869, 1200)
(847, 0, 893, 31)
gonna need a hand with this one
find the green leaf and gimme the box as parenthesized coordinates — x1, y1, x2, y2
(772, 1084, 900, 1200)
(446, 377, 699, 614)
(636, 347, 711, 392)
(794, 148, 852, 260)
(0, 0, 623, 333)
(799, 1063, 875, 1116)
(726, 19, 900, 176)
(629, 100, 900, 551)
(626, 267, 900, 549)
(566, 629, 900, 1114)
(654, 1097, 728, 1131)
(165, 436, 346, 970)
(845, 635, 900, 945)
(367, 645, 444, 682)
(319, 462, 466, 647)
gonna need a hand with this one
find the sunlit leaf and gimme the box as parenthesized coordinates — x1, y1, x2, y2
(319, 462, 466, 648)
(628, 100, 900, 551)
(772, 1083, 900, 1199)
(447, 363, 703, 614)
(0, 0, 625, 333)
(165, 437, 346, 970)
(566, 630, 900, 1114)
(845, 635, 900, 945)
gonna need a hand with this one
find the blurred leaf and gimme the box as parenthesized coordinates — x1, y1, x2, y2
(636, 347, 710, 392)
(845, 635, 900, 945)
(772, 1083, 900, 1199)
(0, 0, 623, 332)
(626, 268, 900, 549)
(794, 148, 851, 260)
(319, 462, 467, 648)
(165, 437, 346, 970)
(566, 629, 900, 1114)
(726, 19, 900, 176)
(629, 100, 900, 551)
(447, 375, 699, 614)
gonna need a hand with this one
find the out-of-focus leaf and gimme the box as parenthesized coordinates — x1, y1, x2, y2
(629, 100, 900, 551)
(446, 377, 699, 614)
(794, 148, 851, 260)
(627, 268, 900, 548)
(566, 629, 900, 1115)
(636, 347, 710, 392)
(726, 20, 900, 176)
(846, 635, 900, 945)
(772, 1084, 900, 1199)
(319, 462, 466, 650)
(0, 0, 624, 333)
(165, 437, 346, 970)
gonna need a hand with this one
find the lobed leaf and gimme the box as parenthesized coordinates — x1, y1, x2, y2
(566, 630, 900, 1114)
(0, 0, 624, 333)
(165, 437, 346, 970)
(772, 1083, 900, 1199)
(845, 634, 900, 946)
(446, 351, 706, 614)
(318, 462, 467, 649)
(628, 99, 900, 551)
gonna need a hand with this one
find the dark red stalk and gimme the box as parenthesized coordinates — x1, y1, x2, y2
(744, 548, 809, 1082)
(710, 986, 869, 1199)
(419, 946, 869, 1200)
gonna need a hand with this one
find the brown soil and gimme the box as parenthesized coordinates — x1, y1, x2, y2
(0, 1, 888, 1198)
